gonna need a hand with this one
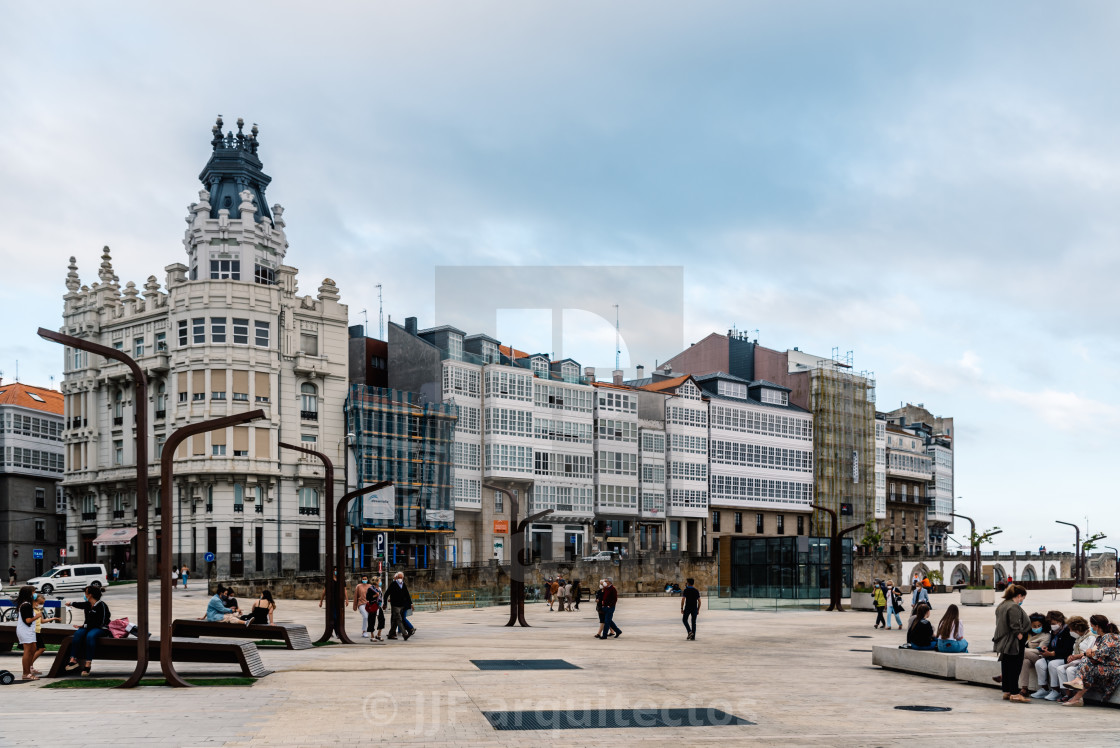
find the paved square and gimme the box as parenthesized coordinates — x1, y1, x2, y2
(3, 585, 1118, 746)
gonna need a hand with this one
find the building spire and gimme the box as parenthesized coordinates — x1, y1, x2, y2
(65, 256, 81, 292)
(199, 115, 272, 223)
(98, 245, 119, 286)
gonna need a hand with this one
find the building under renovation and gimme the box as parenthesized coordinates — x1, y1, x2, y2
(344, 384, 457, 568)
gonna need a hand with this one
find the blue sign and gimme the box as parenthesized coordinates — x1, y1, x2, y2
(375, 533, 386, 558)
(204, 552, 216, 563)
(32, 549, 44, 560)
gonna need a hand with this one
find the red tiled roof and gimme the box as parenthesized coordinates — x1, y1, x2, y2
(499, 344, 529, 360)
(0, 382, 64, 415)
(638, 374, 692, 393)
(592, 381, 633, 391)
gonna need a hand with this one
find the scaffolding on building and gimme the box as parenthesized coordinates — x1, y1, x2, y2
(810, 356, 876, 538)
(344, 385, 457, 564)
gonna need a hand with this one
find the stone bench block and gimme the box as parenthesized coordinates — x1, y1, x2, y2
(871, 645, 969, 679)
(954, 655, 1120, 706)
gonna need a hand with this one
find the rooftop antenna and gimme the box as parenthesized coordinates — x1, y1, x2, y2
(377, 284, 384, 339)
(14, 360, 17, 382)
(360, 308, 369, 335)
(613, 304, 620, 370)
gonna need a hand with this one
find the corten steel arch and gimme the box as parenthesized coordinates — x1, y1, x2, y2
(37, 327, 153, 689)
(331, 480, 393, 644)
(159, 410, 265, 686)
(812, 503, 863, 612)
(278, 442, 343, 643)
(485, 484, 552, 627)
(952, 513, 979, 587)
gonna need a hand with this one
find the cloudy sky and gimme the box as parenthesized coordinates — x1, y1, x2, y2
(2, 2, 1117, 552)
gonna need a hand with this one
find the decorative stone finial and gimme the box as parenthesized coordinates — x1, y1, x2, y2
(143, 275, 161, 298)
(250, 124, 259, 155)
(65, 256, 80, 292)
(238, 189, 257, 217)
(211, 115, 224, 150)
(122, 281, 139, 309)
(98, 246, 118, 285)
(272, 204, 285, 228)
(317, 278, 341, 302)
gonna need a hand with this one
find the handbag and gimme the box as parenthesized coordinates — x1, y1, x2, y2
(107, 617, 131, 639)
(893, 592, 905, 612)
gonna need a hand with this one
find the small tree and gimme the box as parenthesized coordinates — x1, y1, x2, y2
(968, 527, 1001, 585)
(928, 570, 943, 585)
(1080, 532, 1107, 582)
(861, 519, 884, 579)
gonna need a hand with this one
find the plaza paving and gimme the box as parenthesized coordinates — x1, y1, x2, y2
(3, 585, 1119, 746)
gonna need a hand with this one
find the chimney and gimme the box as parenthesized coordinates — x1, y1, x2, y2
(405, 317, 418, 336)
(612, 369, 623, 385)
(662, 363, 672, 374)
(636, 365, 644, 378)
(584, 366, 596, 382)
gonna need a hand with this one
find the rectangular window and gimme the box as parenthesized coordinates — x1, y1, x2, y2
(212, 444, 226, 456)
(113, 341, 123, 350)
(133, 337, 144, 357)
(156, 434, 166, 458)
(114, 439, 124, 465)
(178, 320, 188, 347)
(233, 427, 249, 457)
(300, 332, 318, 356)
(254, 264, 275, 285)
(211, 317, 227, 343)
(734, 512, 742, 534)
(35, 519, 45, 541)
(797, 515, 805, 536)
(35, 487, 46, 508)
(755, 513, 764, 533)
(210, 258, 241, 280)
(711, 511, 720, 532)
(232, 318, 249, 345)
(155, 331, 167, 352)
(254, 372, 270, 403)
(255, 320, 270, 348)
(494, 490, 504, 514)
(776, 515, 785, 535)
(192, 317, 205, 344)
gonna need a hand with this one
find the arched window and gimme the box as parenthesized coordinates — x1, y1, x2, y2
(300, 382, 318, 420)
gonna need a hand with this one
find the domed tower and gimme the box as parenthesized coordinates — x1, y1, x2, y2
(183, 116, 288, 284)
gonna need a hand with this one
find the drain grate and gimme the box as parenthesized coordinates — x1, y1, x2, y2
(484, 708, 754, 730)
(472, 659, 581, 671)
(894, 705, 951, 712)
(850, 649, 872, 652)
(848, 635, 873, 639)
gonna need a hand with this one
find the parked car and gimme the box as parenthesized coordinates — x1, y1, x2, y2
(26, 564, 109, 594)
(581, 551, 615, 562)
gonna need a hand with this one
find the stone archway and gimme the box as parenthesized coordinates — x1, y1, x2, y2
(993, 564, 1007, 583)
(1021, 564, 1037, 582)
(950, 563, 970, 586)
(1047, 565, 1058, 581)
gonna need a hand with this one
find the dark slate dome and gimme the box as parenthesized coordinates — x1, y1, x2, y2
(198, 115, 272, 223)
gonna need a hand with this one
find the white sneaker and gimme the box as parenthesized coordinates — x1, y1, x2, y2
(1030, 688, 1050, 699)
(1044, 690, 1061, 701)
(362, 632, 370, 638)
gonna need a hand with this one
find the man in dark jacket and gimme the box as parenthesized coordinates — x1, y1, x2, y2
(384, 572, 414, 640)
(598, 578, 622, 639)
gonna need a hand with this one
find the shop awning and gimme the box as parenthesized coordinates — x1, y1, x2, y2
(92, 527, 138, 546)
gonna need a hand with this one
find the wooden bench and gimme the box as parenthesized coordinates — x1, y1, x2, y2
(1103, 587, 1118, 601)
(170, 619, 313, 650)
(0, 624, 78, 652)
(47, 635, 271, 678)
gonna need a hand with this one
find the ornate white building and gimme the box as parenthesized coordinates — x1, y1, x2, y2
(59, 117, 349, 578)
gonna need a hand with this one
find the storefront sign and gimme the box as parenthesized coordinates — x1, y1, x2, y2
(493, 520, 509, 534)
(363, 485, 395, 521)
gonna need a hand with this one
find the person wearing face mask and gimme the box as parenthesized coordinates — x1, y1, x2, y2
(1051, 616, 1093, 699)
(996, 613, 1048, 695)
(1062, 614, 1120, 707)
(993, 583, 1030, 703)
(1031, 610, 1074, 700)
(884, 580, 903, 630)
(353, 574, 373, 638)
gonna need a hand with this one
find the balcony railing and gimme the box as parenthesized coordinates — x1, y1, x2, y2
(300, 410, 318, 421)
(299, 506, 320, 516)
(154, 410, 166, 420)
(81, 512, 96, 521)
(233, 504, 244, 513)
(255, 503, 263, 514)
(112, 416, 123, 427)
(112, 510, 125, 519)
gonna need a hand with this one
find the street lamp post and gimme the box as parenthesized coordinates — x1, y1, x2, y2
(811, 503, 863, 612)
(951, 513, 978, 586)
(1056, 520, 1082, 584)
(159, 410, 265, 687)
(336, 432, 355, 570)
(36, 327, 152, 689)
(485, 484, 552, 627)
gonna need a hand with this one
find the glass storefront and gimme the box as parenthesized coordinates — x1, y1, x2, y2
(723, 536, 852, 599)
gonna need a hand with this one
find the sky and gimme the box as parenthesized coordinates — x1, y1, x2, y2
(1, 2, 1117, 553)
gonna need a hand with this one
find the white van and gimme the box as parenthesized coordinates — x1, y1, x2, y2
(27, 564, 109, 594)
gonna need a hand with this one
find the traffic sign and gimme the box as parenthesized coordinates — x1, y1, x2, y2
(204, 552, 216, 563)
(60, 549, 67, 557)
(376, 533, 386, 558)
(32, 549, 44, 560)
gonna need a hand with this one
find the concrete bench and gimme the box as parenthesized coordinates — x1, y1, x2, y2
(170, 619, 313, 650)
(0, 624, 80, 652)
(955, 655, 1120, 705)
(47, 635, 271, 678)
(871, 645, 972, 679)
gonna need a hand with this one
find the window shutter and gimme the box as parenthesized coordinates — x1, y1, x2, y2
(232, 370, 249, 393)
(211, 369, 226, 390)
(192, 434, 205, 455)
(254, 372, 270, 399)
(178, 372, 188, 396)
(233, 427, 249, 452)
(191, 370, 205, 394)
(255, 427, 270, 458)
(211, 428, 226, 446)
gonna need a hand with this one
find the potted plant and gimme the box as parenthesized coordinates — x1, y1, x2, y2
(927, 569, 944, 593)
(1073, 584, 1104, 602)
(960, 585, 994, 606)
(851, 585, 877, 611)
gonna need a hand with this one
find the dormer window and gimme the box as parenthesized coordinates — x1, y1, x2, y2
(760, 389, 788, 406)
(447, 334, 464, 362)
(481, 340, 499, 363)
(678, 381, 702, 400)
(531, 357, 549, 377)
(717, 381, 748, 399)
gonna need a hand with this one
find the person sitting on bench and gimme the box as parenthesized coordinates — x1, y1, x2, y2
(906, 603, 937, 650)
(63, 585, 112, 676)
(242, 590, 276, 625)
(205, 586, 241, 623)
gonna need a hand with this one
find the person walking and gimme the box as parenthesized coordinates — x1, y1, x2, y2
(180, 566, 189, 590)
(171, 565, 179, 590)
(365, 579, 385, 642)
(544, 577, 553, 610)
(885, 580, 903, 630)
(14, 586, 40, 680)
(8, 564, 17, 587)
(571, 579, 582, 611)
(384, 572, 414, 641)
(911, 579, 930, 613)
(873, 582, 887, 629)
(63, 584, 112, 677)
(353, 574, 373, 638)
(549, 578, 560, 611)
(594, 579, 606, 638)
(680, 578, 701, 640)
(557, 580, 569, 612)
(598, 578, 622, 639)
(993, 583, 1031, 703)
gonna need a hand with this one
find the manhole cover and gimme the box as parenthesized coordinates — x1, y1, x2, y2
(894, 706, 951, 712)
(472, 659, 581, 671)
(483, 708, 754, 730)
(848, 635, 872, 639)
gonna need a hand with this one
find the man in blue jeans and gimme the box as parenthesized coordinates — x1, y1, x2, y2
(680, 578, 701, 640)
(598, 578, 622, 639)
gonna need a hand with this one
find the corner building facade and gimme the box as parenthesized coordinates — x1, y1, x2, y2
(59, 118, 348, 578)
